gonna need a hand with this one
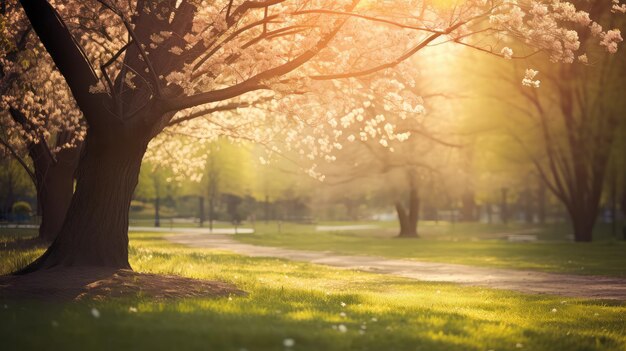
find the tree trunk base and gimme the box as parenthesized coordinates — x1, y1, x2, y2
(396, 231, 419, 238)
(16, 132, 151, 274)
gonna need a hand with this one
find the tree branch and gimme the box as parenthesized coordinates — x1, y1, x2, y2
(163, 1, 357, 113)
(19, 0, 110, 126)
(167, 97, 273, 126)
(310, 21, 465, 81)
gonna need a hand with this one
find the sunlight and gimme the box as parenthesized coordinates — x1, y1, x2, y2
(1, 0, 624, 349)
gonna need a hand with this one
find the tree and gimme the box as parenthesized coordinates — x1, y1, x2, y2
(502, 34, 626, 241)
(11, 0, 622, 272)
(317, 50, 463, 237)
(0, 4, 85, 241)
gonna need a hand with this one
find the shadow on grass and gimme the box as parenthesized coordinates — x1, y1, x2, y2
(1, 283, 624, 351)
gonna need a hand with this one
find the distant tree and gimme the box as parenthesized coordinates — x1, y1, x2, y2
(507, 47, 626, 241)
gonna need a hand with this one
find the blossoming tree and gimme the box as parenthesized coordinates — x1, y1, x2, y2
(0, 4, 85, 241)
(9, 0, 622, 273)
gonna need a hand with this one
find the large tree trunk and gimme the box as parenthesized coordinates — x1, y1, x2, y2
(18, 133, 149, 273)
(8, 109, 80, 242)
(33, 143, 80, 242)
(396, 186, 419, 238)
(565, 192, 601, 243)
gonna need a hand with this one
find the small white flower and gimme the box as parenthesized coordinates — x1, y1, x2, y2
(358, 330, 365, 335)
(340, 302, 346, 307)
(371, 317, 378, 322)
(129, 307, 138, 313)
(283, 338, 295, 347)
(339, 312, 346, 318)
(90, 308, 100, 318)
(522, 68, 540, 88)
(551, 308, 557, 313)
(338, 324, 348, 333)
(169, 46, 184, 55)
(516, 343, 524, 348)
(501, 46, 513, 59)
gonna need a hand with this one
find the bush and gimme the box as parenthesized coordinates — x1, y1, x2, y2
(130, 200, 147, 212)
(12, 201, 32, 221)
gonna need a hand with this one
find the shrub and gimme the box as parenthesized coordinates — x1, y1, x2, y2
(130, 200, 146, 212)
(12, 201, 32, 221)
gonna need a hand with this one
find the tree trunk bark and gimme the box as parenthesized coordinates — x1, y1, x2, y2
(154, 194, 161, 227)
(396, 186, 419, 238)
(32, 144, 80, 242)
(199, 196, 205, 227)
(500, 188, 508, 224)
(264, 195, 269, 223)
(17, 134, 148, 273)
(208, 194, 215, 232)
(571, 212, 595, 242)
(461, 191, 476, 221)
(8, 108, 80, 242)
(621, 190, 626, 240)
(610, 165, 617, 238)
(523, 188, 534, 224)
(537, 180, 546, 224)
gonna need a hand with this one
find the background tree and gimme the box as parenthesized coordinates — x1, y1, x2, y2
(0, 3, 85, 241)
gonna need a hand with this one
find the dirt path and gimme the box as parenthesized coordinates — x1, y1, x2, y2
(166, 233, 626, 300)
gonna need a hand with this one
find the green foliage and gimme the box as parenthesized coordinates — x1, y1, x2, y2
(0, 158, 35, 208)
(11, 201, 31, 216)
(129, 200, 147, 213)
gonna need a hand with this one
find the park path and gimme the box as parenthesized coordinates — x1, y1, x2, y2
(166, 233, 626, 300)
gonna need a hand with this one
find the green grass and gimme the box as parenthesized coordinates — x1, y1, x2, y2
(237, 222, 626, 277)
(0, 228, 44, 272)
(1, 231, 626, 350)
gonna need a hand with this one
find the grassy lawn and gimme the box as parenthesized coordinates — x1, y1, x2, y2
(1, 230, 625, 350)
(236, 222, 626, 277)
